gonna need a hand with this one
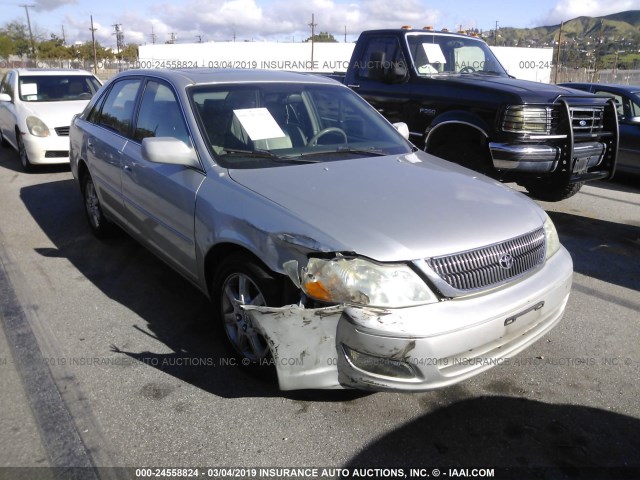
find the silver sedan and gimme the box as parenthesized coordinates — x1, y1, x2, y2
(70, 68, 573, 391)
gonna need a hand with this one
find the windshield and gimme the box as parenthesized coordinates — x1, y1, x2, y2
(406, 33, 508, 76)
(189, 83, 413, 169)
(19, 75, 101, 102)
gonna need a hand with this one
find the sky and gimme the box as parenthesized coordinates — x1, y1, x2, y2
(2, 0, 640, 49)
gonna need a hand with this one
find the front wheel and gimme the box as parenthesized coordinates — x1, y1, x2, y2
(82, 173, 114, 237)
(524, 180, 583, 202)
(211, 253, 287, 362)
(17, 134, 33, 172)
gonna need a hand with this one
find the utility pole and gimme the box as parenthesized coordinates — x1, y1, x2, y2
(308, 13, 317, 70)
(168, 32, 177, 44)
(90, 15, 98, 75)
(61, 25, 66, 44)
(112, 24, 124, 56)
(195, 35, 203, 43)
(554, 21, 563, 84)
(494, 20, 499, 46)
(150, 26, 157, 45)
(19, 4, 36, 57)
(344, 25, 347, 43)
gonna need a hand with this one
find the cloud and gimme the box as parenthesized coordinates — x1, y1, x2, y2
(542, 0, 640, 25)
(33, 0, 78, 12)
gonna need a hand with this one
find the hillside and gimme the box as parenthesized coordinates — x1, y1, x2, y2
(491, 10, 640, 47)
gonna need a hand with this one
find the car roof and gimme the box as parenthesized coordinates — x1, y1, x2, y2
(11, 68, 96, 77)
(109, 68, 343, 90)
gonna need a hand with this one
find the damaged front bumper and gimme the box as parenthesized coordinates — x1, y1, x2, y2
(244, 247, 573, 392)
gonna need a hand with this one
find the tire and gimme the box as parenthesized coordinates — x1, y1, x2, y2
(17, 133, 33, 172)
(211, 253, 286, 362)
(82, 173, 114, 237)
(525, 180, 583, 202)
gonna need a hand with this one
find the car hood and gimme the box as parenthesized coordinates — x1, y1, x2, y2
(227, 151, 546, 261)
(18, 100, 90, 129)
(425, 74, 602, 104)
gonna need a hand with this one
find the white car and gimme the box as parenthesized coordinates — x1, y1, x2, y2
(0, 69, 102, 171)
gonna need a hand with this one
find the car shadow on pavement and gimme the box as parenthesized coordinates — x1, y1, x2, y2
(345, 395, 640, 479)
(20, 178, 364, 401)
(547, 211, 640, 293)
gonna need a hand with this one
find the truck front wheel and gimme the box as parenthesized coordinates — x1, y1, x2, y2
(524, 179, 583, 202)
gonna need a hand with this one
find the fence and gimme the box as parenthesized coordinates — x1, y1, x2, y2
(5, 56, 640, 86)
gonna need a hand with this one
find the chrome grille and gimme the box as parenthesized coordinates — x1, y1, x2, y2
(570, 106, 604, 134)
(427, 228, 546, 292)
(55, 126, 70, 136)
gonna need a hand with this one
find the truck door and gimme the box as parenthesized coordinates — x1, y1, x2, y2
(348, 36, 412, 126)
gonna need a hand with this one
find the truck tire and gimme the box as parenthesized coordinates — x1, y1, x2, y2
(524, 180, 583, 202)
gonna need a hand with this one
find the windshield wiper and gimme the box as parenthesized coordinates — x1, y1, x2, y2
(335, 147, 388, 156)
(293, 146, 389, 158)
(222, 148, 320, 164)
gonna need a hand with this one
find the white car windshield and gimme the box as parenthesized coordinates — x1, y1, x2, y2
(18, 75, 101, 102)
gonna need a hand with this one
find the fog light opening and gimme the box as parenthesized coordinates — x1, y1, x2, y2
(342, 345, 416, 380)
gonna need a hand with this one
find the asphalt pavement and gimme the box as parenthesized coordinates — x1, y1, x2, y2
(0, 144, 638, 480)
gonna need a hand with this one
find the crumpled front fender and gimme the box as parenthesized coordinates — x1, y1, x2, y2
(242, 305, 344, 390)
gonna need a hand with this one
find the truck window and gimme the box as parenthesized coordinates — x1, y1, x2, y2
(356, 36, 407, 81)
(406, 33, 507, 76)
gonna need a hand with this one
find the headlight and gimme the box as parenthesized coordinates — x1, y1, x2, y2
(290, 256, 437, 308)
(26, 116, 50, 137)
(502, 105, 552, 134)
(543, 213, 561, 260)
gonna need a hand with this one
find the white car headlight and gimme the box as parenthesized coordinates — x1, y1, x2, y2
(543, 213, 561, 260)
(26, 116, 50, 137)
(292, 256, 437, 308)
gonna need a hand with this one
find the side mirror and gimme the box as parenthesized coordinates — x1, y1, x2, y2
(0, 93, 11, 102)
(141, 137, 200, 169)
(392, 122, 410, 140)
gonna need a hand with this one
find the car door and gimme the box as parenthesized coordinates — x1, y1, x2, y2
(82, 77, 142, 225)
(120, 79, 205, 281)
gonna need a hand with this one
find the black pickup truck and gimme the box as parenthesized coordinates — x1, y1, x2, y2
(330, 28, 618, 201)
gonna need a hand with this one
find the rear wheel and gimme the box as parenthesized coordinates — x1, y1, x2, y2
(211, 253, 286, 362)
(17, 133, 33, 172)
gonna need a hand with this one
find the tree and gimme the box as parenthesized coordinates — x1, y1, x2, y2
(304, 31, 338, 43)
(0, 32, 15, 59)
(71, 41, 114, 61)
(37, 34, 72, 60)
(117, 43, 138, 60)
(3, 21, 31, 56)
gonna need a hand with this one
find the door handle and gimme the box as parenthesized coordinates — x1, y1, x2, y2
(347, 84, 360, 89)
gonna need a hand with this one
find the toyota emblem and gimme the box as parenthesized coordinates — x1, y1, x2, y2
(499, 253, 514, 270)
